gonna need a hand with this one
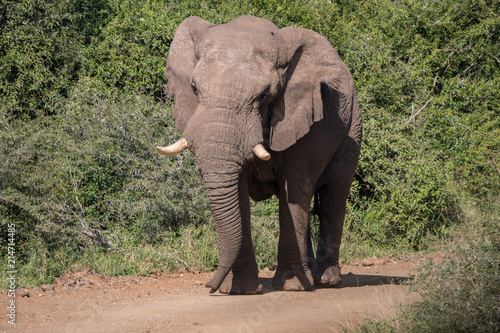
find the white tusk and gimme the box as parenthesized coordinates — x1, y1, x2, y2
(253, 143, 271, 161)
(156, 138, 188, 156)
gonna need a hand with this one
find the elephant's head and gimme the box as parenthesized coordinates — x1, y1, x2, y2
(157, 16, 354, 293)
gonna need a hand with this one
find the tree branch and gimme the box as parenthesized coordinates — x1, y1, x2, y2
(406, 98, 433, 124)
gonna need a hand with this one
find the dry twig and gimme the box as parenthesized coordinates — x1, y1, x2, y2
(406, 98, 433, 124)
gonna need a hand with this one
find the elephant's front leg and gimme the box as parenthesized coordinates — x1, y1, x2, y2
(273, 192, 315, 291)
(219, 227, 262, 294)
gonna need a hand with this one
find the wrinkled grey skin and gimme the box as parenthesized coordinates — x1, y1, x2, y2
(163, 16, 362, 294)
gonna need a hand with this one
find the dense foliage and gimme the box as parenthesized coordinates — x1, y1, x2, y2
(352, 202, 500, 333)
(1, 0, 498, 284)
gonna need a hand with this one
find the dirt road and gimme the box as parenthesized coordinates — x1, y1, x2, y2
(1, 259, 420, 333)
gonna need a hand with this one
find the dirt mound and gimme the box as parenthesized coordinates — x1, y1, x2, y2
(55, 268, 111, 288)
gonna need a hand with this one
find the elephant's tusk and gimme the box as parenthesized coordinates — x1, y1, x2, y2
(156, 138, 188, 156)
(253, 143, 271, 161)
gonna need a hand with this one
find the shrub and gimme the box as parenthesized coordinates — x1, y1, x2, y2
(0, 80, 209, 257)
(350, 198, 500, 332)
(0, 0, 498, 284)
(0, 0, 113, 119)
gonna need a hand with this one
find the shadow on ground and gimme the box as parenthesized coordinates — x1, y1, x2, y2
(258, 273, 412, 294)
(339, 272, 412, 288)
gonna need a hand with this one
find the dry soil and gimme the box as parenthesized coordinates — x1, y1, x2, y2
(1, 257, 423, 333)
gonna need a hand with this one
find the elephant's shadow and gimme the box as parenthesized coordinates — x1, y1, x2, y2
(335, 272, 412, 288)
(258, 272, 412, 294)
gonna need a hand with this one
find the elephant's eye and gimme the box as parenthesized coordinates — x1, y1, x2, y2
(259, 93, 268, 103)
(191, 81, 197, 95)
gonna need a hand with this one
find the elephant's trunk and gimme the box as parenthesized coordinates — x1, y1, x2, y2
(194, 117, 248, 293)
(183, 85, 263, 293)
(203, 169, 245, 293)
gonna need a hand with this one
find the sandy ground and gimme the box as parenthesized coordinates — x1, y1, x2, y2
(1, 258, 422, 333)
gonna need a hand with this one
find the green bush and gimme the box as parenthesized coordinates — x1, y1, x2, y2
(0, 0, 113, 119)
(0, 0, 498, 284)
(339, 0, 499, 249)
(402, 202, 500, 332)
(350, 199, 500, 333)
(0, 80, 209, 253)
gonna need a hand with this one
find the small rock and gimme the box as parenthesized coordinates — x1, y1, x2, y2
(263, 267, 273, 275)
(41, 284, 55, 292)
(361, 258, 374, 266)
(16, 289, 30, 297)
(194, 281, 204, 286)
(269, 265, 278, 271)
(375, 258, 389, 265)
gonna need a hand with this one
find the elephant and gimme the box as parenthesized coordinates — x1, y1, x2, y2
(156, 15, 362, 294)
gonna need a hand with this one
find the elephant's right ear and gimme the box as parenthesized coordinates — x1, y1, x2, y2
(165, 17, 214, 131)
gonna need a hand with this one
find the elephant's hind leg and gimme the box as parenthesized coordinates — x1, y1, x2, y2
(312, 186, 346, 287)
(313, 155, 358, 287)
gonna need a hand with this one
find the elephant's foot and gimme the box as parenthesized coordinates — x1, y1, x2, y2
(272, 267, 314, 291)
(218, 271, 262, 295)
(313, 263, 342, 287)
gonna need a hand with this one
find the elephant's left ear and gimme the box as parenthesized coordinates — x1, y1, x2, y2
(165, 17, 215, 131)
(269, 27, 356, 151)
